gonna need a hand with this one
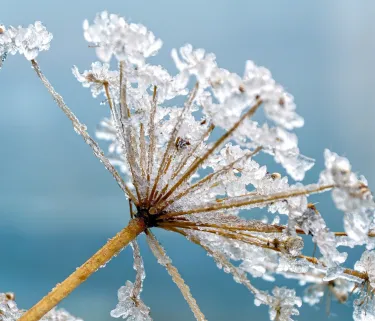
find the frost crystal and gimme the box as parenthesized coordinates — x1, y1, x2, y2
(353, 293, 375, 321)
(295, 205, 347, 266)
(303, 277, 353, 306)
(111, 281, 152, 321)
(255, 287, 302, 321)
(83, 11, 162, 64)
(0, 21, 52, 61)
(0, 294, 24, 321)
(320, 149, 375, 246)
(72, 62, 119, 98)
(355, 251, 375, 289)
(0, 293, 82, 321)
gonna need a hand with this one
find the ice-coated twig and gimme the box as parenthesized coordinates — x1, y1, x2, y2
(103, 80, 143, 202)
(145, 230, 207, 321)
(168, 226, 261, 295)
(130, 240, 146, 300)
(160, 184, 334, 218)
(145, 86, 158, 202)
(30, 59, 138, 205)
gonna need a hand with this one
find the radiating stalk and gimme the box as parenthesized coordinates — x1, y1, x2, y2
(160, 184, 334, 218)
(146, 230, 207, 321)
(148, 83, 199, 203)
(31, 59, 138, 205)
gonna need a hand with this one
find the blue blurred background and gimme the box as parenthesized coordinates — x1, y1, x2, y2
(1, 1, 375, 320)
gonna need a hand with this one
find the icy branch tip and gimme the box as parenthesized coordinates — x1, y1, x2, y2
(0, 21, 52, 63)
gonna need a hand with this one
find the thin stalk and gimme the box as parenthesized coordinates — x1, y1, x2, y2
(158, 146, 263, 210)
(159, 184, 334, 219)
(130, 240, 145, 300)
(145, 230, 207, 321)
(159, 219, 375, 237)
(116, 63, 145, 203)
(19, 218, 146, 321)
(145, 86, 158, 204)
(119, 61, 131, 118)
(159, 99, 263, 204)
(173, 224, 274, 250)
(158, 219, 284, 233)
(148, 83, 199, 203)
(158, 221, 272, 243)
(139, 123, 147, 179)
(168, 226, 260, 295)
(300, 255, 368, 280)
(30, 59, 138, 205)
(103, 83, 142, 203)
(165, 225, 368, 282)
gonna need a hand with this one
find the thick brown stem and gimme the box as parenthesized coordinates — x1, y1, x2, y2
(19, 218, 146, 321)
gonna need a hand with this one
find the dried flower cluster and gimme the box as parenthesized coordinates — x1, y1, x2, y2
(1, 11, 375, 321)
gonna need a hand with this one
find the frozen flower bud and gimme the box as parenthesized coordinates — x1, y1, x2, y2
(4, 293, 14, 302)
(353, 291, 375, 321)
(83, 11, 162, 64)
(0, 295, 24, 321)
(295, 206, 347, 266)
(355, 250, 375, 289)
(255, 287, 302, 321)
(303, 283, 325, 306)
(320, 150, 375, 247)
(0, 21, 52, 63)
(282, 236, 304, 257)
(15, 21, 53, 60)
(111, 281, 152, 321)
(72, 62, 119, 98)
(171, 44, 217, 87)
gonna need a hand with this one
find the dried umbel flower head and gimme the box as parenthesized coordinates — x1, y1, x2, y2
(2, 10, 375, 321)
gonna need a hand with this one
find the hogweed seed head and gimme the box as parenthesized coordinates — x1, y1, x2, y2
(2, 10, 375, 321)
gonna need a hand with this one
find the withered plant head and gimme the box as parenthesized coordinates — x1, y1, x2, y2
(2, 10, 375, 321)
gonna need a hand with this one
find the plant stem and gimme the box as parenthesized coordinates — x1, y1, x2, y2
(18, 218, 146, 321)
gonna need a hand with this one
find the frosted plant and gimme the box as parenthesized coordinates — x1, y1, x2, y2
(0, 293, 82, 321)
(2, 11, 375, 321)
(255, 287, 302, 321)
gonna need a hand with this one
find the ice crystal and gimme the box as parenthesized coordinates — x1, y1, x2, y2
(295, 205, 347, 266)
(0, 21, 52, 62)
(111, 282, 152, 321)
(83, 11, 162, 64)
(0, 294, 23, 321)
(353, 294, 375, 321)
(0, 293, 82, 321)
(303, 277, 353, 306)
(355, 251, 375, 289)
(255, 287, 302, 321)
(320, 150, 375, 246)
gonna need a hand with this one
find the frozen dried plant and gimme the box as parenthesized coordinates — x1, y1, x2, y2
(1, 11, 375, 321)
